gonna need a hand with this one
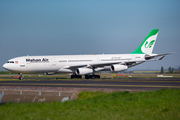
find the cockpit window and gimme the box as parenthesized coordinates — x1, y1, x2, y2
(7, 61, 14, 63)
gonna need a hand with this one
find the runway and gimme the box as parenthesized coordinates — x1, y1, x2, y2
(0, 78, 180, 91)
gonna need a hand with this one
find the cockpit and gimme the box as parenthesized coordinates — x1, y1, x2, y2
(7, 61, 15, 63)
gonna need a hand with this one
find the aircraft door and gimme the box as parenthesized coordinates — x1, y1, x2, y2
(97, 58, 101, 63)
(50, 58, 56, 66)
(20, 59, 26, 68)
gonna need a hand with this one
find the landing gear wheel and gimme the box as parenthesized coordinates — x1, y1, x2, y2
(96, 75, 100, 79)
(71, 75, 82, 79)
(85, 75, 100, 79)
(18, 73, 23, 80)
(71, 75, 74, 79)
(92, 75, 96, 79)
(85, 75, 89, 79)
(19, 77, 23, 80)
(79, 75, 82, 79)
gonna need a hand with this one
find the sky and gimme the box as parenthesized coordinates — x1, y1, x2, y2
(0, 0, 180, 71)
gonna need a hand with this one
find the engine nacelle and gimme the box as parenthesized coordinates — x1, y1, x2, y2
(110, 64, 128, 72)
(76, 68, 93, 75)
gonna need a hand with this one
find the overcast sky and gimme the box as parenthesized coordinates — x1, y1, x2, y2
(0, 0, 180, 71)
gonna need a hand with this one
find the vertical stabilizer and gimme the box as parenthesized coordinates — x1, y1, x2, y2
(131, 29, 159, 54)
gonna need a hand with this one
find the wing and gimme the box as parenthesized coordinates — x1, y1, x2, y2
(62, 61, 124, 70)
(62, 53, 174, 70)
(62, 60, 145, 70)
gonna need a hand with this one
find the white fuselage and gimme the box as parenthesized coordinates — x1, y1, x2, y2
(3, 29, 171, 78)
(3, 54, 146, 74)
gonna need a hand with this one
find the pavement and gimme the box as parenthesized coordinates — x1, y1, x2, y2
(0, 77, 180, 104)
(0, 77, 180, 91)
(0, 77, 179, 103)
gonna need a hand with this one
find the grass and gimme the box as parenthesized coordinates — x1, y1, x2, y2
(0, 89, 180, 120)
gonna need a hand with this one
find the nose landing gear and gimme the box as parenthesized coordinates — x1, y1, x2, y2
(18, 73, 23, 80)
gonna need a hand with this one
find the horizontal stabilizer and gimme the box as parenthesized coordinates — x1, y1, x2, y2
(151, 53, 175, 57)
(157, 55, 165, 60)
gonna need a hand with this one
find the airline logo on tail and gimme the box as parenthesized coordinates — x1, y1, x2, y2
(144, 40, 155, 48)
(131, 29, 159, 55)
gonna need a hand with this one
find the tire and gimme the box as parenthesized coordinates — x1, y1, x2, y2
(79, 75, 82, 79)
(71, 75, 82, 79)
(96, 75, 100, 79)
(19, 77, 23, 80)
(71, 75, 74, 79)
(92, 75, 96, 79)
(85, 75, 89, 79)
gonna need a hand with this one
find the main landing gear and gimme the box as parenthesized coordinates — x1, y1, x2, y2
(84, 68, 100, 79)
(18, 73, 23, 80)
(85, 75, 100, 79)
(71, 74, 82, 79)
(71, 74, 100, 79)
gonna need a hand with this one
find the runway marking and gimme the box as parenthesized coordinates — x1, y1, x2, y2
(0, 83, 180, 88)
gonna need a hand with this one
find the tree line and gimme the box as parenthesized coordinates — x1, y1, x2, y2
(160, 66, 177, 74)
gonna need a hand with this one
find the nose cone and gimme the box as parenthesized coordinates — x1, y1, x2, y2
(3, 63, 9, 70)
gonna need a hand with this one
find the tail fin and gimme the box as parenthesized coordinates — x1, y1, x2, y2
(131, 29, 159, 55)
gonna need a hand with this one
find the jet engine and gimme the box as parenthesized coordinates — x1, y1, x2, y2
(76, 68, 93, 75)
(110, 64, 128, 72)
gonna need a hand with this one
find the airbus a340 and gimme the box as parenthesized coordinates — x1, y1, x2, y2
(3, 29, 173, 79)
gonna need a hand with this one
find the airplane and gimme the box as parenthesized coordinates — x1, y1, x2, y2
(3, 29, 173, 80)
